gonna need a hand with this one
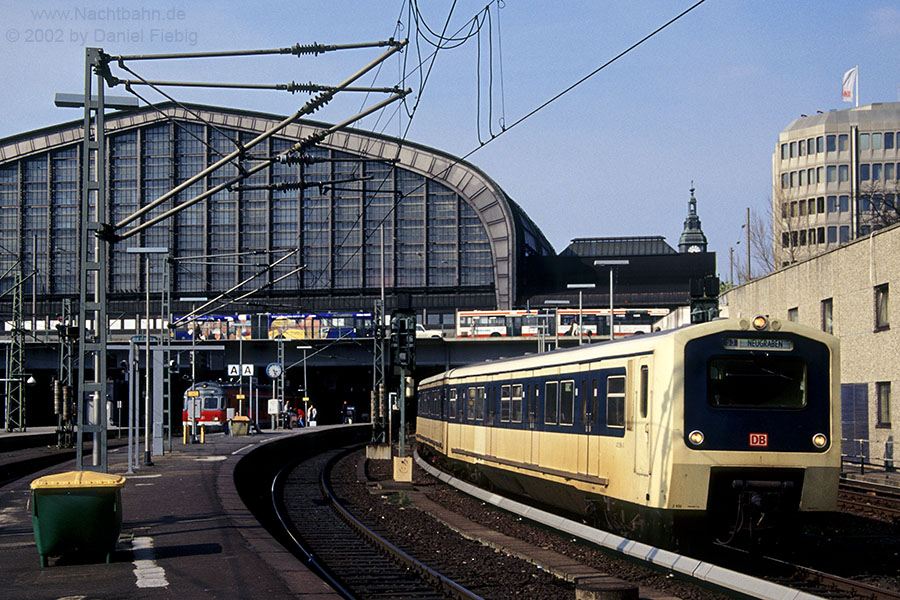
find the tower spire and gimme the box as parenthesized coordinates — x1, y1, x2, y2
(678, 182, 708, 253)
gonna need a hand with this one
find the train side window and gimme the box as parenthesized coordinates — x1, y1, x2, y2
(560, 380, 575, 425)
(607, 376, 625, 428)
(475, 387, 486, 421)
(511, 384, 523, 423)
(449, 388, 457, 419)
(500, 385, 511, 422)
(591, 379, 599, 426)
(640, 366, 649, 419)
(467, 387, 476, 420)
(544, 381, 559, 424)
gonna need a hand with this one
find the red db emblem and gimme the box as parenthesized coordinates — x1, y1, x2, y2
(749, 433, 768, 447)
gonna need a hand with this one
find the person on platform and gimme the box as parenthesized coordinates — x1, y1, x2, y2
(308, 404, 317, 427)
(297, 407, 305, 428)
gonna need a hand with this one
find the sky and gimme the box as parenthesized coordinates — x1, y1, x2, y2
(2, 1, 899, 281)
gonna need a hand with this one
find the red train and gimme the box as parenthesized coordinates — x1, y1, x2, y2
(182, 381, 284, 430)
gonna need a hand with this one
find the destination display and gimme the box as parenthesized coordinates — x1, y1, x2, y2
(723, 337, 793, 351)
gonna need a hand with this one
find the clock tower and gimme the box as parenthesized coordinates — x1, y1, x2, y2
(678, 183, 708, 254)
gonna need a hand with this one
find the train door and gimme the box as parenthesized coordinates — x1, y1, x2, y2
(473, 386, 487, 456)
(528, 381, 540, 464)
(633, 358, 652, 477)
(584, 374, 602, 479)
(576, 377, 590, 476)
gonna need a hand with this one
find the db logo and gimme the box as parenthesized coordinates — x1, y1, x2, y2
(749, 433, 768, 447)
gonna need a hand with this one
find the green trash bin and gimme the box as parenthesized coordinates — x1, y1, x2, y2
(230, 415, 250, 436)
(30, 470, 126, 567)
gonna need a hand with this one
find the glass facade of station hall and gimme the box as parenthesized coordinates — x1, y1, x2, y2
(0, 104, 547, 318)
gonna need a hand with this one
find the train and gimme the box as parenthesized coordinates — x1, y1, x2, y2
(455, 308, 670, 339)
(182, 380, 285, 430)
(416, 316, 840, 549)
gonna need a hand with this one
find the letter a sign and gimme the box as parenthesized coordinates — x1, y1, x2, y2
(227, 364, 255, 377)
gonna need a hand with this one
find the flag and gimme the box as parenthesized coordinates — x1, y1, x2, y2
(842, 66, 858, 103)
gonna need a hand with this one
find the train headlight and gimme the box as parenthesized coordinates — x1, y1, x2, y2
(812, 433, 828, 449)
(688, 430, 705, 446)
(751, 315, 768, 330)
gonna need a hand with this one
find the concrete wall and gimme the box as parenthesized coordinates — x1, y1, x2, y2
(721, 222, 900, 467)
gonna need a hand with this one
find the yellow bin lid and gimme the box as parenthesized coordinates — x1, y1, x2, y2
(30, 470, 126, 490)
(231, 415, 250, 422)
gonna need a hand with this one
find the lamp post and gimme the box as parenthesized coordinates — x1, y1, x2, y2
(543, 300, 570, 350)
(566, 283, 596, 345)
(296, 345, 312, 423)
(593, 260, 629, 340)
(127, 246, 168, 467)
(179, 296, 206, 441)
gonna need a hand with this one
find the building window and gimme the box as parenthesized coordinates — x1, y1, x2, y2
(821, 298, 833, 334)
(816, 136, 824, 153)
(860, 133, 870, 151)
(873, 163, 882, 180)
(781, 232, 789, 248)
(790, 141, 797, 157)
(817, 196, 825, 213)
(886, 163, 895, 181)
(799, 230, 807, 245)
(827, 196, 837, 213)
(827, 226, 837, 243)
(860, 164, 870, 181)
(839, 164, 849, 182)
(798, 141, 805, 157)
(839, 226, 850, 243)
(826, 135, 836, 152)
(886, 132, 894, 150)
(817, 227, 825, 243)
(877, 382, 891, 428)
(808, 168, 815, 185)
(875, 283, 890, 331)
(827, 166, 836, 182)
(787, 307, 798, 322)
(781, 143, 788, 160)
(817, 166, 824, 183)
(839, 134, 848, 151)
(781, 173, 789, 189)
(839, 195, 849, 212)
(873, 133, 883, 150)
(808, 198, 816, 214)
(807, 139, 815, 155)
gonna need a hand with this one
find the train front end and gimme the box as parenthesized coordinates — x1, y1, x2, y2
(182, 383, 229, 429)
(672, 316, 840, 543)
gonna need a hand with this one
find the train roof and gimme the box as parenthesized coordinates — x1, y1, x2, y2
(418, 318, 838, 386)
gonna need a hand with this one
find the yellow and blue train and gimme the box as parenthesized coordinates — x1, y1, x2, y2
(416, 316, 840, 548)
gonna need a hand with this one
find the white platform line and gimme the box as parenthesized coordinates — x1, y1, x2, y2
(132, 536, 169, 588)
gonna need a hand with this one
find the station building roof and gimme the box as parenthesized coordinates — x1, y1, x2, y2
(0, 103, 554, 312)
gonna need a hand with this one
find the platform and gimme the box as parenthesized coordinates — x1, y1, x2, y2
(0, 428, 340, 599)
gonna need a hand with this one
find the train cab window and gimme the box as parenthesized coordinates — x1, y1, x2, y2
(500, 385, 511, 422)
(204, 396, 221, 410)
(544, 381, 558, 424)
(560, 380, 575, 425)
(607, 376, 625, 428)
(467, 387, 476, 420)
(511, 384, 523, 423)
(708, 357, 807, 408)
(639, 366, 649, 419)
(449, 388, 457, 419)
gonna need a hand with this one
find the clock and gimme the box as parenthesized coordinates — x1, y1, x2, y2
(687, 245, 701, 253)
(266, 362, 283, 379)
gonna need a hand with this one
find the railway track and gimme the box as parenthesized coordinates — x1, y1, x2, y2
(839, 476, 900, 518)
(273, 445, 483, 600)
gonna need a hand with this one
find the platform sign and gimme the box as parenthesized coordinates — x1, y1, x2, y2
(227, 363, 255, 377)
(186, 390, 199, 397)
(268, 398, 280, 415)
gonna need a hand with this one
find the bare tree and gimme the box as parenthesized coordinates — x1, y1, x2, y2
(859, 179, 900, 231)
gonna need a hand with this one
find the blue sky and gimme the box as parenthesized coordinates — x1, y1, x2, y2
(2, 1, 899, 280)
